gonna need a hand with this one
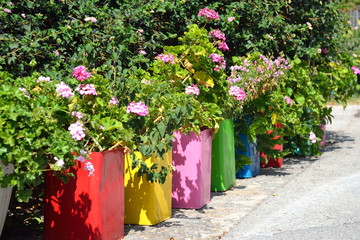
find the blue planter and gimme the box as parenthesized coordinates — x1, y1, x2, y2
(236, 133, 260, 178)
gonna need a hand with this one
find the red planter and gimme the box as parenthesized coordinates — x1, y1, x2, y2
(44, 149, 125, 240)
(260, 144, 283, 168)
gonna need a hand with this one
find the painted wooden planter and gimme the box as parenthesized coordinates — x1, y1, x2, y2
(236, 133, 260, 178)
(124, 151, 172, 225)
(0, 162, 14, 238)
(260, 144, 283, 168)
(320, 124, 326, 147)
(211, 119, 236, 192)
(261, 125, 283, 168)
(44, 149, 125, 240)
(172, 129, 212, 209)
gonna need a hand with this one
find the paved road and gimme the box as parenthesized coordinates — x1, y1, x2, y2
(124, 105, 360, 240)
(223, 105, 360, 240)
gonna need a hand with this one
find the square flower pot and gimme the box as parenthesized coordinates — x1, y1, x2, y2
(211, 119, 236, 191)
(124, 151, 172, 225)
(261, 125, 283, 168)
(236, 134, 260, 178)
(172, 129, 212, 209)
(44, 149, 125, 240)
(320, 124, 326, 147)
(0, 162, 14, 238)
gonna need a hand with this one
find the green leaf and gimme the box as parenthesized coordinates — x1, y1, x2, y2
(101, 117, 123, 131)
(0, 132, 15, 146)
(85, 43, 93, 53)
(96, 97, 105, 107)
(15, 188, 33, 202)
(294, 95, 305, 105)
(157, 122, 166, 138)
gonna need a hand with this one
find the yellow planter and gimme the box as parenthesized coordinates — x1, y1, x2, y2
(124, 151, 172, 225)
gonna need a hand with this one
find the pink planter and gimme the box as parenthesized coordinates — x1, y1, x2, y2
(172, 129, 212, 209)
(320, 124, 326, 147)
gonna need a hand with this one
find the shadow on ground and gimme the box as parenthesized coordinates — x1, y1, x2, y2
(324, 131, 355, 152)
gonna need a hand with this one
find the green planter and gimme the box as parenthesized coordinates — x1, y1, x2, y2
(211, 119, 236, 191)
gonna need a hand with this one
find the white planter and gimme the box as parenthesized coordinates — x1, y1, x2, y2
(0, 161, 14, 237)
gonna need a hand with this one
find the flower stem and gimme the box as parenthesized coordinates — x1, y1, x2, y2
(85, 130, 104, 152)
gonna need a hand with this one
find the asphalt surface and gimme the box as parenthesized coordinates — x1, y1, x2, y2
(124, 105, 360, 240)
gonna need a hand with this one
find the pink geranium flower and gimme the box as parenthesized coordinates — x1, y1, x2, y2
(126, 101, 149, 116)
(309, 131, 316, 144)
(156, 53, 175, 64)
(56, 82, 74, 98)
(228, 17, 235, 22)
(185, 84, 200, 96)
(73, 66, 91, 81)
(75, 84, 98, 96)
(210, 29, 226, 42)
(351, 66, 360, 75)
(54, 157, 64, 167)
(68, 122, 86, 141)
(229, 86, 246, 101)
(216, 41, 229, 51)
(209, 53, 226, 71)
(109, 96, 119, 105)
(37, 76, 52, 82)
(71, 111, 84, 119)
(139, 50, 147, 55)
(84, 17, 97, 23)
(198, 8, 220, 21)
(284, 96, 293, 105)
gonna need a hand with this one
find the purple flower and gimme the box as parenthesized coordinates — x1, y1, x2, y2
(84, 161, 95, 176)
(77, 155, 86, 162)
(4, 9, 11, 13)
